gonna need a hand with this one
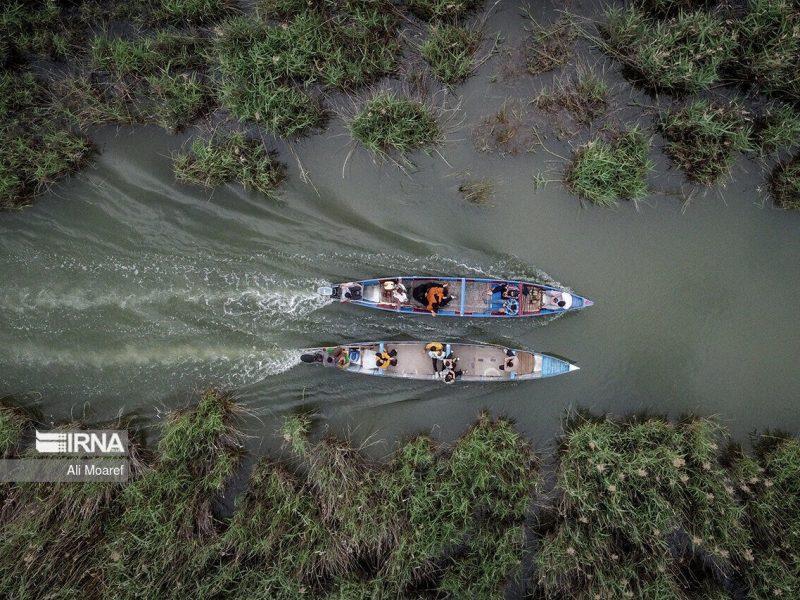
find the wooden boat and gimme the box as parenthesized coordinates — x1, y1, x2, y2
(318, 276, 593, 318)
(300, 341, 579, 382)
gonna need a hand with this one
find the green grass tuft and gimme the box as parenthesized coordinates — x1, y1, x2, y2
(173, 132, 287, 196)
(659, 99, 752, 185)
(769, 155, 800, 210)
(565, 126, 653, 206)
(421, 24, 482, 85)
(156, 0, 237, 25)
(0, 71, 94, 210)
(737, 0, 800, 102)
(349, 91, 442, 157)
(146, 70, 211, 132)
(405, 0, 484, 21)
(602, 6, 736, 93)
(753, 103, 800, 154)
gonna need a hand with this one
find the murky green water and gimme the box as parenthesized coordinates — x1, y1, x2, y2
(1, 1, 798, 451)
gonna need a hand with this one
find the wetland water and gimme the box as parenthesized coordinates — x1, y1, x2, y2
(1, 1, 798, 451)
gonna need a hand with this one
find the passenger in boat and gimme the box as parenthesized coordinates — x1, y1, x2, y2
(425, 342, 447, 359)
(333, 347, 350, 369)
(498, 348, 516, 371)
(343, 283, 363, 301)
(412, 282, 452, 315)
(442, 365, 463, 384)
(375, 348, 398, 369)
(543, 291, 572, 310)
(382, 280, 408, 304)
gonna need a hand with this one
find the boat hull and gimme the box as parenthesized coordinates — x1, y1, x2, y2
(321, 276, 593, 318)
(301, 341, 578, 382)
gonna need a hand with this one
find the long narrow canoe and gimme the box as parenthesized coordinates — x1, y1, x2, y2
(318, 276, 592, 318)
(300, 341, 579, 382)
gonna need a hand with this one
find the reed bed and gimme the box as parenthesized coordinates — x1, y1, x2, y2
(601, 6, 736, 94)
(536, 414, 750, 598)
(215, 1, 398, 137)
(0, 395, 798, 597)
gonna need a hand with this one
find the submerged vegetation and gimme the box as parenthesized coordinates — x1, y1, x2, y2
(565, 127, 653, 206)
(173, 132, 286, 196)
(473, 99, 540, 156)
(526, 16, 577, 76)
(659, 100, 752, 185)
(0, 393, 798, 598)
(535, 67, 610, 125)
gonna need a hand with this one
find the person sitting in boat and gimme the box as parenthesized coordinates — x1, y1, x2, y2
(543, 291, 572, 310)
(412, 282, 452, 315)
(498, 348, 517, 371)
(425, 341, 448, 360)
(490, 283, 519, 299)
(375, 348, 398, 369)
(382, 280, 408, 304)
(333, 347, 350, 369)
(442, 364, 463, 384)
(342, 283, 363, 301)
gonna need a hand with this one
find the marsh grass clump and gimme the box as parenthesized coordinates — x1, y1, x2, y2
(737, 0, 800, 103)
(216, 2, 398, 137)
(146, 70, 211, 132)
(421, 24, 482, 85)
(659, 99, 753, 185)
(459, 178, 495, 204)
(348, 92, 442, 158)
(726, 435, 800, 596)
(565, 126, 653, 206)
(0, 0, 78, 62)
(0, 71, 94, 210)
(526, 16, 577, 76)
(602, 6, 736, 93)
(103, 390, 245, 597)
(536, 414, 750, 598)
(535, 67, 610, 125)
(473, 98, 540, 156)
(768, 155, 800, 210)
(753, 103, 800, 154)
(50, 74, 141, 128)
(173, 132, 286, 196)
(0, 419, 143, 597)
(86, 31, 213, 131)
(405, 0, 484, 21)
(90, 31, 207, 78)
(0, 398, 31, 457)
(155, 0, 237, 25)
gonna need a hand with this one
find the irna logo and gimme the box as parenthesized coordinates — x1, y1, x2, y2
(35, 430, 128, 455)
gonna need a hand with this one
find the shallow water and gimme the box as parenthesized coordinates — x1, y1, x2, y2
(1, 1, 798, 453)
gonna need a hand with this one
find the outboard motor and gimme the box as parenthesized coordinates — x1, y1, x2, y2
(300, 352, 322, 363)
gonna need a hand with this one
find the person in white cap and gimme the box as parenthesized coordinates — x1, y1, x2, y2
(543, 291, 572, 310)
(382, 280, 408, 304)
